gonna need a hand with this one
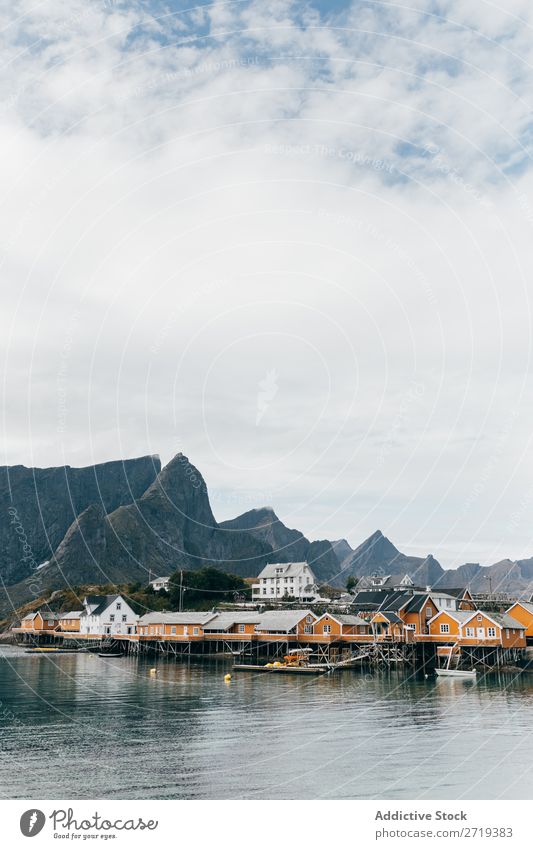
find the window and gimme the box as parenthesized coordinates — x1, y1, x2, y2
(306, 615, 314, 623)
(171, 626, 176, 635)
(465, 627, 475, 637)
(263, 588, 267, 595)
(110, 614, 115, 622)
(446, 599, 452, 608)
(184, 626, 188, 636)
(477, 614, 482, 622)
(505, 628, 510, 639)
(323, 624, 331, 634)
(440, 623, 450, 634)
(122, 615, 127, 623)
(284, 578, 288, 583)
(150, 627, 154, 635)
(116, 603, 121, 610)
(290, 577, 294, 583)
(488, 627, 496, 638)
(238, 624, 245, 633)
(304, 625, 313, 634)
(425, 607, 432, 618)
(275, 568, 283, 574)
(193, 627, 199, 636)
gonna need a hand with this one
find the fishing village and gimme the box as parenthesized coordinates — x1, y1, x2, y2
(9, 563, 533, 679)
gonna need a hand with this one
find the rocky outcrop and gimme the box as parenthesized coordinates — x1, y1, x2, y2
(335, 530, 445, 587)
(219, 507, 341, 583)
(0, 456, 161, 584)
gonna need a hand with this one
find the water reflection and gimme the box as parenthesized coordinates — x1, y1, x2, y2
(0, 647, 532, 799)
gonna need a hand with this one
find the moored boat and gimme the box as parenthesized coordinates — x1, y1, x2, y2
(435, 668, 477, 678)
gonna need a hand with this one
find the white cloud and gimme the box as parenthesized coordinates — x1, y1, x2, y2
(1, 0, 533, 568)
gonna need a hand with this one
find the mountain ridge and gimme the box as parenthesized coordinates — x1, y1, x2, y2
(1, 452, 531, 615)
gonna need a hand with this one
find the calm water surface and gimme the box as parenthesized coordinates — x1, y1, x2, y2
(0, 646, 531, 799)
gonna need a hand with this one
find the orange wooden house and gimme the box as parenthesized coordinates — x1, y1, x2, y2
(400, 594, 439, 635)
(18, 610, 59, 632)
(428, 609, 526, 648)
(137, 612, 218, 639)
(58, 611, 83, 632)
(313, 613, 370, 639)
(202, 613, 263, 639)
(444, 588, 477, 611)
(370, 611, 405, 640)
(252, 610, 319, 640)
(505, 601, 533, 644)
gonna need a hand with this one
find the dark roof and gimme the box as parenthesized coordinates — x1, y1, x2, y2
(84, 595, 107, 606)
(377, 591, 412, 612)
(351, 590, 393, 606)
(375, 611, 403, 624)
(88, 595, 120, 616)
(442, 588, 470, 598)
(403, 594, 432, 613)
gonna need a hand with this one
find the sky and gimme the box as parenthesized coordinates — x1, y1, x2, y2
(2, 0, 533, 569)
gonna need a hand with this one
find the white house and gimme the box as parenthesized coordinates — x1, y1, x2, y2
(149, 576, 171, 592)
(252, 562, 318, 602)
(79, 594, 138, 637)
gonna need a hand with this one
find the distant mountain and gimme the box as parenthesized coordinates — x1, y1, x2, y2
(337, 530, 445, 587)
(0, 456, 160, 584)
(2, 451, 532, 615)
(436, 558, 533, 594)
(17, 455, 273, 598)
(331, 539, 354, 562)
(219, 507, 341, 583)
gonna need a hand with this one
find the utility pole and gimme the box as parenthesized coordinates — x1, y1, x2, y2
(179, 570, 184, 612)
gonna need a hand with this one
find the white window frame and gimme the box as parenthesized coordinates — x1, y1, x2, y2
(323, 624, 331, 634)
(440, 623, 450, 634)
(487, 627, 496, 638)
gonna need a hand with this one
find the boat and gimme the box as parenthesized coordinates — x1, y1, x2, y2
(24, 647, 79, 654)
(233, 648, 331, 675)
(98, 652, 124, 658)
(233, 663, 329, 675)
(435, 668, 477, 678)
(435, 641, 476, 678)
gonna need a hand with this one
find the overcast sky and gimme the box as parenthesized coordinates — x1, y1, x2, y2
(2, 0, 533, 568)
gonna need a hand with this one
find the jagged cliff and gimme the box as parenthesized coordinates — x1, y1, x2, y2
(219, 507, 340, 582)
(0, 456, 161, 584)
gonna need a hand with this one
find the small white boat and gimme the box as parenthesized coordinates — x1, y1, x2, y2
(435, 640, 476, 678)
(435, 668, 476, 678)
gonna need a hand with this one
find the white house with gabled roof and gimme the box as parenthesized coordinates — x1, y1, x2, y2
(252, 562, 318, 601)
(79, 594, 138, 637)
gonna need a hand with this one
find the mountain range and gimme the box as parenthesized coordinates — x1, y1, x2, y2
(1, 451, 532, 614)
